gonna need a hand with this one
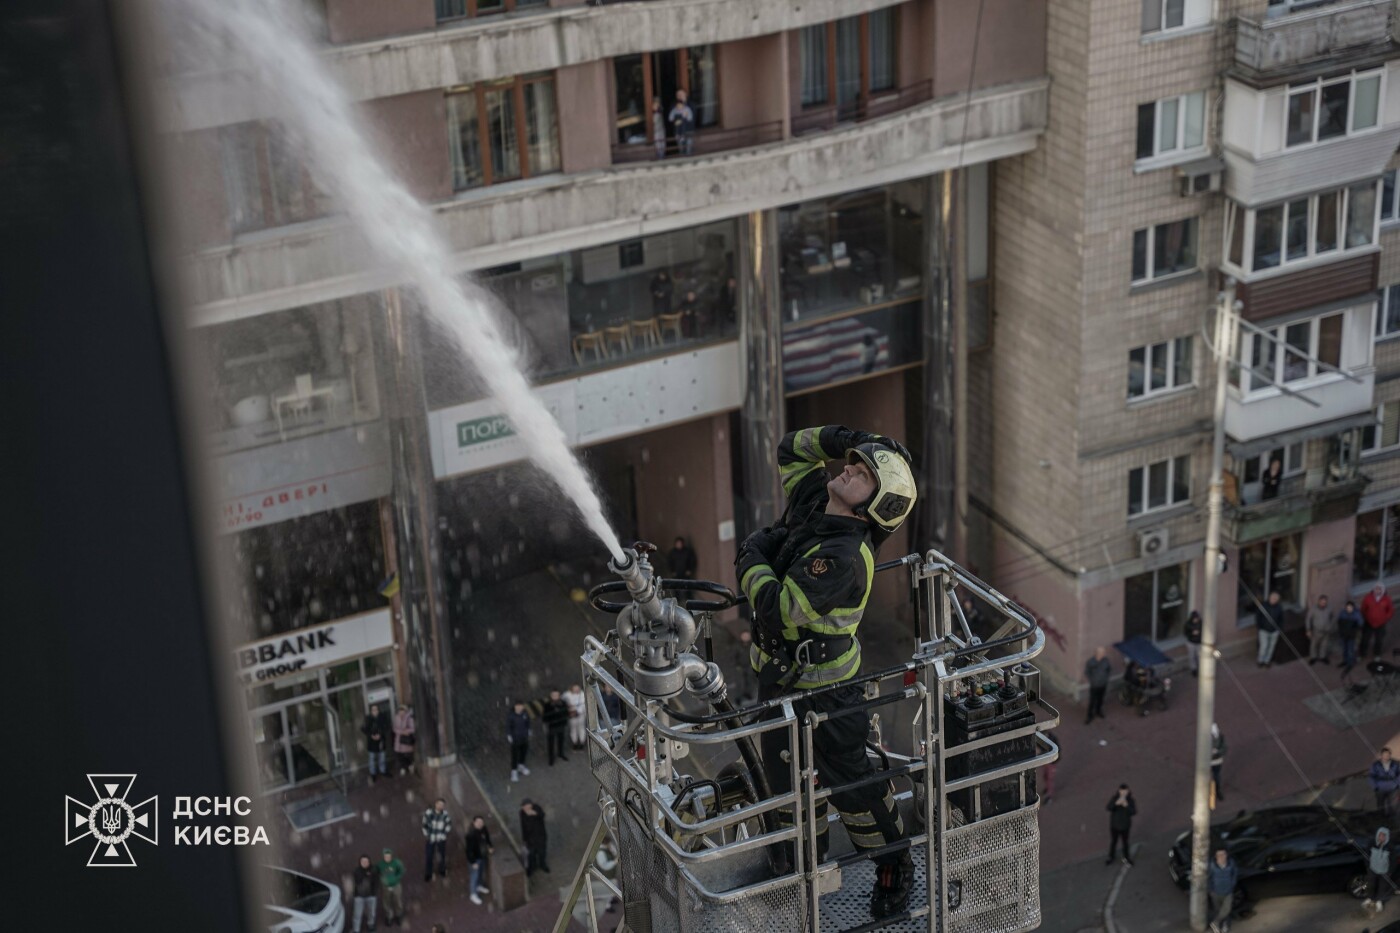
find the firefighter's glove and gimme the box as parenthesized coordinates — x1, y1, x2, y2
(736, 526, 787, 575)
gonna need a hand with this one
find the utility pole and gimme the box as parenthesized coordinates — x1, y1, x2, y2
(1189, 282, 1236, 930)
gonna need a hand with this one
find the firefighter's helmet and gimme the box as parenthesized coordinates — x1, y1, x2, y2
(847, 443, 917, 532)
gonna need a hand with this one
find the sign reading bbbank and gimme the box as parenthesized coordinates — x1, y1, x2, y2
(65, 774, 158, 867)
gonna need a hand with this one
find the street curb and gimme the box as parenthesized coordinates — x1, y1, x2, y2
(1103, 843, 1139, 933)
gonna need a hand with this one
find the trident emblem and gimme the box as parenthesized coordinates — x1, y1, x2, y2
(102, 804, 122, 835)
(65, 774, 158, 867)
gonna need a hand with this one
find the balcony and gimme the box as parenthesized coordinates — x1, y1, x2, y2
(182, 78, 1048, 319)
(1234, 0, 1395, 78)
(1232, 252, 1377, 322)
(1225, 470, 1369, 545)
(791, 80, 935, 136)
(611, 120, 783, 164)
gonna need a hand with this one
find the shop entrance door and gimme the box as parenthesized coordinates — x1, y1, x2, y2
(250, 697, 341, 791)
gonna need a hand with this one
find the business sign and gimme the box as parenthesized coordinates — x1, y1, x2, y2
(431, 381, 578, 478)
(235, 609, 393, 684)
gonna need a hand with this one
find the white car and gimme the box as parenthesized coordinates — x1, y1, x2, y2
(264, 866, 345, 933)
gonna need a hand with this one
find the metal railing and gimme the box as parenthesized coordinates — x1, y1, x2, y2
(792, 80, 935, 136)
(611, 120, 784, 165)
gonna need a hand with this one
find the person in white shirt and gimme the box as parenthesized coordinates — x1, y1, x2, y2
(565, 683, 587, 750)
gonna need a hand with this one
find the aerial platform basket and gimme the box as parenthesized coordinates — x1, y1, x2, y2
(558, 547, 1059, 933)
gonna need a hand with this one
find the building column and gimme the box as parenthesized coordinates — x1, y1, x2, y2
(916, 170, 964, 558)
(380, 288, 456, 766)
(738, 209, 785, 536)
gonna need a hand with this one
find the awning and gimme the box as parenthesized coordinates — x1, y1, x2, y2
(1226, 409, 1377, 461)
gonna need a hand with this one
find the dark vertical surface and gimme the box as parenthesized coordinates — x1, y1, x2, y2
(738, 209, 785, 537)
(917, 171, 956, 555)
(2, 1, 249, 929)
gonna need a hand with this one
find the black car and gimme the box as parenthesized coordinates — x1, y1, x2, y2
(1167, 806, 1372, 906)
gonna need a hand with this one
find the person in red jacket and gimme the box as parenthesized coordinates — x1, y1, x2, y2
(1360, 583, 1393, 660)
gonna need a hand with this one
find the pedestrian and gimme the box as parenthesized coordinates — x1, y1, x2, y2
(507, 700, 531, 782)
(1338, 599, 1363, 669)
(1305, 594, 1334, 665)
(668, 89, 695, 156)
(1210, 723, 1227, 803)
(1207, 847, 1237, 932)
(1184, 610, 1203, 676)
(422, 798, 451, 882)
(465, 815, 493, 906)
(651, 97, 666, 159)
(717, 276, 739, 326)
(650, 270, 674, 317)
(351, 853, 380, 933)
(392, 704, 416, 776)
(1085, 646, 1111, 724)
(520, 799, 549, 876)
(1260, 457, 1282, 501)
(565, 683, 587, 750)
(377, 848, 405, 927)
(1361, 583, 1394, 659)
(1105, 783, 1137, 866)
(362, 702, 391, 783)
(1363, 826, 1394, 913)
(1256, 590, 1284, 667)
(729, 628, 757, 706)
(1371, 747, 1399, 816)
(960, 596, 986, 629)
(666, 535, 698, 580)
(600, 682, 625, 726)
(543, 689, 569, 765)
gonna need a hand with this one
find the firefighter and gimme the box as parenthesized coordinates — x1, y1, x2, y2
(736, 425, 917, 920)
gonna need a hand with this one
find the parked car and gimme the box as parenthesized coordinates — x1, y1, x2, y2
(1167, 806, 1372, 908)
(264, 866, 344, 933)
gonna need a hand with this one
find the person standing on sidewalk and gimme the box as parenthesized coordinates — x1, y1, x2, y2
(1210, 723, 1227, 804)
(392, 704, 416, 777)
(543, 690, 570, 764)
(1256, 591, 1284, 668)
(520, 799, 550, 876)
(376, 848, 405, 928)
(1361, 583, 1394, 660)
(422, 798, 451, 882)
(1305, 594, 1335, 665)
(464, 815, 493, 906)
(362, 703, 391, 783)
(1105, 784, 1137, 866)
(1363, 826, 1394, 913)
(1184, 610, 1203, 676)
(565, 683, 587, 751)
(1207, 847, 1237, 932)
(1085, 647, 1111, 724)
(507, 701, 531, 782)
(1371, 747, 1399, 816)
(1338, 599, 1363, 670)
(351, 854, 380, 933)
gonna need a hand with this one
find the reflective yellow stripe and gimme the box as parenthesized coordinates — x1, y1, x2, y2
(780, 578, 822, 626)
(741, 564, 777, 598)
(794, 427, 830, 463)
(781, 461, 822, 495)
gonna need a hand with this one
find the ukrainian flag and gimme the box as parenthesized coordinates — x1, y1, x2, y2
(377, 572, 400, 599)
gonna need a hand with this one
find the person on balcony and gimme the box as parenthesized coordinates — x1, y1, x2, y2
(1260, 457, 1283, 501)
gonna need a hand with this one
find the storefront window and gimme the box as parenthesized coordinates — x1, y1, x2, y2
(1237, 533, 1301, 624)
(423, 219, 741, 407)
(778, 179, 926, 325)
(1124, 563, 1189, 644)
(325, 659, 362, 688)
(215, 500, 387, 642)
(1354, 506, 1400, 587)
(193, 296, 382, 456)
(363, 652, 394, 679)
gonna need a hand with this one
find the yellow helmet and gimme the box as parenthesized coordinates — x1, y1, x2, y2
(847, 443, 917, 532)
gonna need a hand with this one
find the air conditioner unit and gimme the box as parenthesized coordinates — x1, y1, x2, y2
(1177, 157, 1224, 197)
(1138, 527, 1170, 559)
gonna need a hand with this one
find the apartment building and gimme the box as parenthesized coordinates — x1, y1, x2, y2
(988, 0, 1400, 691)
(158, 0, 1048, 789)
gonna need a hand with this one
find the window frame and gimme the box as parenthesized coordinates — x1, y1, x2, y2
(1141, 0, 1210, 36)
(1362, 402, 1400, 456)
(1235, 310, 1348, 396)
(1381, 169, 1400, 225)
(447, 73, 560, 191)
(1135, 91, 1208, 165)
(1128, 454, 1192, 517)
(1221, 180, 1380, 278)
(1282, 69, 1385, 151)
(1377, 284, 1400, 341)
(435, 0, 548, 21)
(798, 9, 901, 115)
(1127, 336, 1194, 401)
(1131, 217, 1199, 285)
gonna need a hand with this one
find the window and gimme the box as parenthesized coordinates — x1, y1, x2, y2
(1132, 218, 1198, 284)
(1383, 170, 1400, 225)
(612, 48, 720, 151)
(448, 74, 559, 191)
(1284, 71, 1383, 148)
(1128, 454, 1191, 516)
(1378, 285, 1400, 340)
(1354, 506, 1400, 585)
(1141, 0, 1209, 35)
(1224, 182, 1379, 275)
(1124, 563, 1189, 644)
(798, 11, 900, 116)
(1238, 444, 1304, 504)
(435, 0, 546, 21)
(618, 240, 644, 269)
(1236, 311, 1345, 394)
(1136, 92, 1206, 162)
(1127, 337, 1193, 399)
(1362, 403, 1400, 455)
(220, 122, 332, 235)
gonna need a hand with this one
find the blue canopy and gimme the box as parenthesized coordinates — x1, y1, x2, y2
(1113, 635, 1172, 668)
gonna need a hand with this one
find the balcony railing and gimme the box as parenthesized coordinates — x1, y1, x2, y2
(1225, 471, 1369, 545)
(610, 120, 783, 165)
(791, 80, 935, 136)
(1234, 0, 1395, 75)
